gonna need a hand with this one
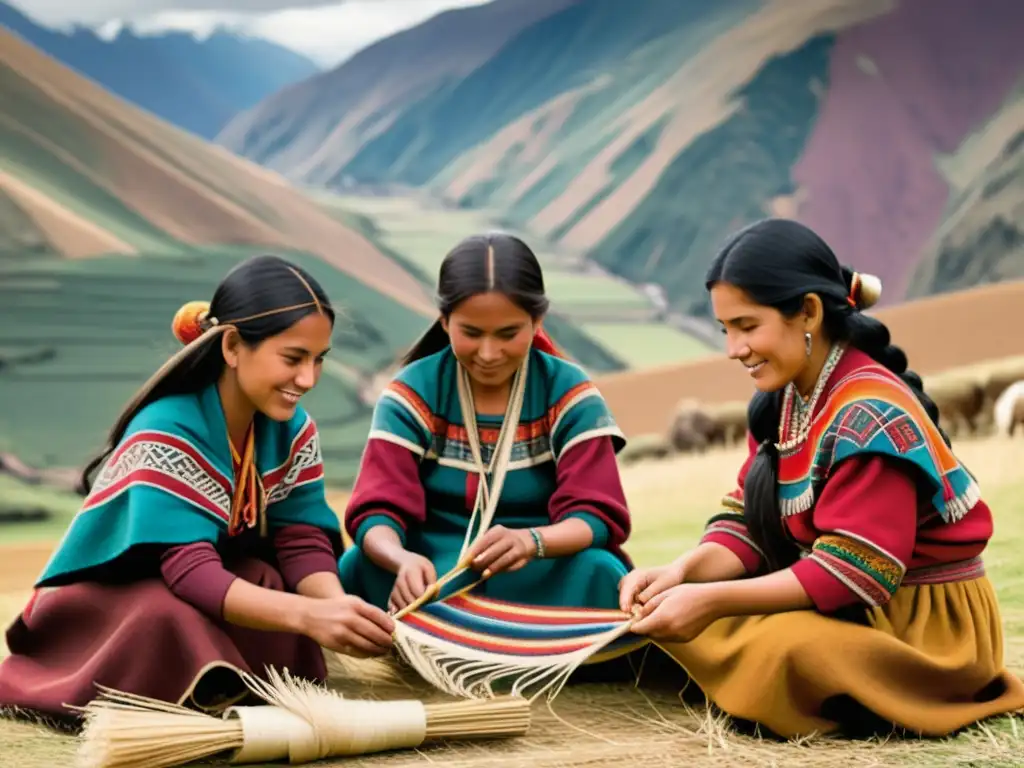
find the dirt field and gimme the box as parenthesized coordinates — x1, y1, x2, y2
(595, 279, 1024, 435)
(2, 434, 1022, 768)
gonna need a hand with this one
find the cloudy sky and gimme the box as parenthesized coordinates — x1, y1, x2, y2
(8, 0, 489, 66)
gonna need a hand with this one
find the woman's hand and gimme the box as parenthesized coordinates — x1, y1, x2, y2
(388, 553, 437, 613)
(629, 583, 722, 643)
(300, 595, 395, 657)
(618, 560, 685, 613)
(468, 525, 538, 577)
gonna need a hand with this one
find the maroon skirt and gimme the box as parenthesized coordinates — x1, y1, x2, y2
(0, 558, 327, 722)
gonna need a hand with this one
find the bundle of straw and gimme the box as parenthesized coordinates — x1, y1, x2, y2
(76, 667, 531, 768)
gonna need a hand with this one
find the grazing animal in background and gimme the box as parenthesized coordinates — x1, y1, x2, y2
(985, 367, 1024, 406)
(669, 399, 715, 453)
(925, 374, 987, 437)
(993, 380, 1024, 437)
(706, 400, 749, 445)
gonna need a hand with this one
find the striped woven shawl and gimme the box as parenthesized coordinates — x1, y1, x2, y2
(393, 592, 648, 701)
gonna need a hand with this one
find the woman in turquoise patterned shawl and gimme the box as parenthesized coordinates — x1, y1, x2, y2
(339, 234, 634, 615)
(0, 255, 393, 723)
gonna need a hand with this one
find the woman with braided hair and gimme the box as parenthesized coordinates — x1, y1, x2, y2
(0, 255, 394, 724)
(620, 218, 1024, 738)
(339, 233, 634, 615)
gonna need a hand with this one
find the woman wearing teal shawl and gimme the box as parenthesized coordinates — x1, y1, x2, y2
(339, 234, 634, 615)
(0, 255, 393, 723)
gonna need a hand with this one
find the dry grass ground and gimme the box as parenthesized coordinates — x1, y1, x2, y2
(1, 435, 1022, 767)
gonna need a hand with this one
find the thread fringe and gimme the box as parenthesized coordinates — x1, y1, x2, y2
(392, 618, 635, 702)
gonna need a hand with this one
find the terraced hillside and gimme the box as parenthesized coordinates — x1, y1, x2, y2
(0, 247, 432, 484)
(0, 28, 431, 310)
(0, 27, 720, 486)
(222, 0, 1024, 316)
(0, 27, 443, 486)
(315, 193, 718, 371)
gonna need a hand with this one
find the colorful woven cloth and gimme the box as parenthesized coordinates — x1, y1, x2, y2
(393, 592, 648, 701)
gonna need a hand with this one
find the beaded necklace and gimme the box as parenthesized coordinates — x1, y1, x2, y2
(775, 343, 845, 452)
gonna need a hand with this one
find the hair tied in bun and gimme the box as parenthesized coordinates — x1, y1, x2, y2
(851, 272, 884, 311)
(171, 301, 215, 345)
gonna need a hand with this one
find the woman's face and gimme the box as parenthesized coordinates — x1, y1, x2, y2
(227, 312, 334, 421)
(443, 291, 537, 388)
(710, 282, 811, 393)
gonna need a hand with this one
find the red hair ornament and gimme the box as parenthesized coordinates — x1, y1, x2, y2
(171, 301, 214, 345)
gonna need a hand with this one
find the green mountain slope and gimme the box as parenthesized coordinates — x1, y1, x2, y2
(221, 0, 1024, 316)
(0, 187, 48, 256)
(590, 35, 835, 316)
(339, 0, 749, 187)
(910, 87, 1024, 297)
(317, 193, 719, 374)
(0, 247, 427, 485)
(0, 28, 441, 485)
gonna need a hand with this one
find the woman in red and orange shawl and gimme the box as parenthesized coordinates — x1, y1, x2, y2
(621, 219, 1024, 739)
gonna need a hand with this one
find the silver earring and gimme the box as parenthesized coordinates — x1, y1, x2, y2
(805, 332, 812, 358)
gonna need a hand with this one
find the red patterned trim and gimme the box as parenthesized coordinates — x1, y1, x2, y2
(445, 419, 549, 445)
(264, 416, 325, 504)
(700, 517, 761, 555)
(82, 430, 232, 522)
(264, 416, 316, 487)
(387, 378, 598, 445)
(902, 556, 985, 586)
(546, 381, 596, 428)
(387, 381, 443, 432)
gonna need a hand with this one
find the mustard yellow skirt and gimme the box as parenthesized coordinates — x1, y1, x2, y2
(648, 576, 1024, 738)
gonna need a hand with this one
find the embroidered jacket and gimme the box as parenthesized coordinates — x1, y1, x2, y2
(700, 347, 993, 612)
(344, 346, 633, 565)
